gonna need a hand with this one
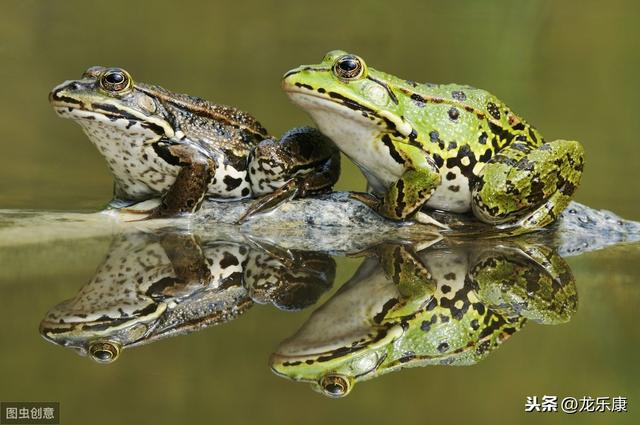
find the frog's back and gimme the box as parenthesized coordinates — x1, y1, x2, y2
(137, 82, 269, 146)
(398, 79, 543, 150)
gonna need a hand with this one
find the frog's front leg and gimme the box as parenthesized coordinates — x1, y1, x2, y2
(375, 243, 437, 318)
(472, 139, 584, 233)
(353, 138, 444, 227)
(239, 127, 340, 222)
(148, 139, 215, 218)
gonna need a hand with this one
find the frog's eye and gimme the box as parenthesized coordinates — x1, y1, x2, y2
(333, 55, 364, 80)
(99, 68, 132, 93)
(318, 374, 352, 398)
(88, 340, 121, 364)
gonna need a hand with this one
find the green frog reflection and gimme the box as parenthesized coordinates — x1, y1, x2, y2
(270, 239, 577, 397)
(39, 231, 335, 363)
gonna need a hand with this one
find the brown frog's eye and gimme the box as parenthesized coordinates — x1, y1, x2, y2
(88, 340, 121, 364)
(333, 55, 364, 80)
(99, 68, 132, 93)
(319, 374, 352, 398)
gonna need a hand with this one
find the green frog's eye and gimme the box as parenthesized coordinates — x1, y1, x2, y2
(99, 68, 132, 93)
(319, 374, 352, 398)
(88, 340, 121, 364)
(333, 55, 364, 80)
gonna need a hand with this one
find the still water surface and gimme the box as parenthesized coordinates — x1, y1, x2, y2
(1, 1, 639, 424)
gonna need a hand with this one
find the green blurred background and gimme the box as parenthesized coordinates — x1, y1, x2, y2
(1, 0, 639, 424)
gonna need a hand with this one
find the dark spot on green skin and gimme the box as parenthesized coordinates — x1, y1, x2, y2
(421, 315, 438, 332)
(487, 102, 501, 120)
(430, 130, 445, 149)
(448, 107, 460, 120)
(444, 272, 456, 280)
(294, 82, 313, 90)
(447, 141, 458, 150)
(512, 122, 525, 131)
(441, 284, 451, 293)
(437, 342, 449, 353)
(317, 87, 326, 93)
(411, 93, 426, 107)
(451, 90, 467, 101)
(446, 172, 457, 181)
(478, 132, 488, 145)
(448, 185, 460, 192)
(470, 319, 480, 330)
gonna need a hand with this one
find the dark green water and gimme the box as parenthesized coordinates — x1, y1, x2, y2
(1, 1, 639, 424)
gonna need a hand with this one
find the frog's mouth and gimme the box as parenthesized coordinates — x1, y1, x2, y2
(49, 82, 174, 138)
(283, 81, 414, 139)
(270, 322, 404, 383)
(283, 81, 378, 117)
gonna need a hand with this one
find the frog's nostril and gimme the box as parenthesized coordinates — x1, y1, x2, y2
(68, 82, 80, 90)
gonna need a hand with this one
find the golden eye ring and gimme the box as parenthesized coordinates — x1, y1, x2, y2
(88, 340, 121, 364)
(319, 374, 352, 398)
(99, 68, 132, 93)
(333, 55, 364, 80)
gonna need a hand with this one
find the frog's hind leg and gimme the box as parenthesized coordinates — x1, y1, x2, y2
(240, 127, 340, 222)
(471, 139, 584, 233)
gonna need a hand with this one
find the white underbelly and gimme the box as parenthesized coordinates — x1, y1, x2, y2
(426, 167, 472, 213)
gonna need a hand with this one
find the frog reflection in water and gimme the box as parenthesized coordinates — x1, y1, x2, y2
(270, 239, 577, 397)
(283, 51, 584, 233)
(39, 231, 335, 363)
(49, 67, 339, 219)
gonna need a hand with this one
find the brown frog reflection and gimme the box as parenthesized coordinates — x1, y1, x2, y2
(39, 230, 335, 363)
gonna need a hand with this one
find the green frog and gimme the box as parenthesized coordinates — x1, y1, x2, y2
(39, 230, 335, 363)
(283, 51, 584, 233)
(270, 239, 576, 397)
(50, 66, 340, 218)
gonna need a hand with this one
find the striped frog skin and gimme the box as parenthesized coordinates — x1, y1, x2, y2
(283, 51, 584, 234)
(39, 231, 335, 363)
(270, 239, 576, 397)
(50, 66, 339, 219)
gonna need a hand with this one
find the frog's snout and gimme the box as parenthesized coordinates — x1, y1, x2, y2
(49, 81, 82, 104)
